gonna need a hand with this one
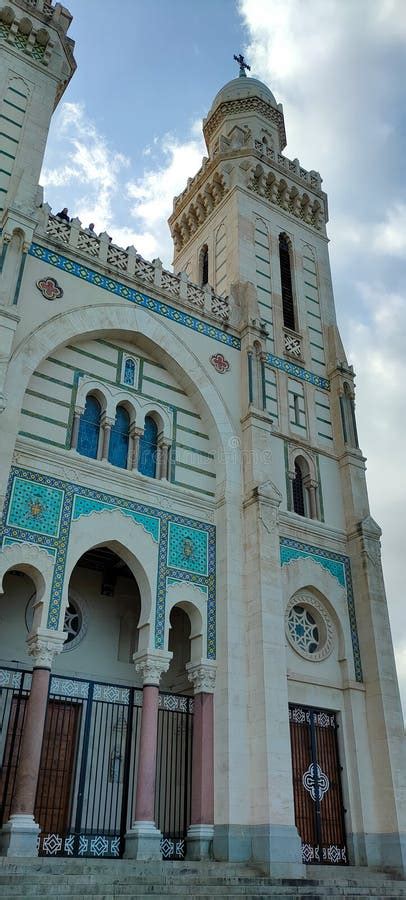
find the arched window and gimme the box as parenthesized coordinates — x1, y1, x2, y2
(200, 244, 209, 286)
(292, 460, 305, 516)
(279, 233, 296, 331)
(109, 405, 130, 469)
(138, 415, 158, 478)
(77, 394, 101, 459)
(123, 357, 136, 387)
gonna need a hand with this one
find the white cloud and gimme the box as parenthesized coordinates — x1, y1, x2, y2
(42, 105, 205, 265)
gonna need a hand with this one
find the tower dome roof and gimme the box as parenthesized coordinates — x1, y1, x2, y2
(203, 73, 286, 152)
(207, 76, 278, 118)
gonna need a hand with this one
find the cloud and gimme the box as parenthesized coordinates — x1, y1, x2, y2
(42, 105, 204, 265)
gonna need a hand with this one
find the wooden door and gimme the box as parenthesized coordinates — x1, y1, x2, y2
(1, 696, 79, 835)
(289, 704, 347, 865)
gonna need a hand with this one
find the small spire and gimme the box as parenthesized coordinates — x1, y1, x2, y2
(233, 53, 251, 78)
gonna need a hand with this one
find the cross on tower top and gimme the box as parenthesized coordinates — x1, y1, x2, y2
(233, 53, 251, 78)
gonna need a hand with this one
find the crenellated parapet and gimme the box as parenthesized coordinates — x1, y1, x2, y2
(37, 209, 231, 324)
(0, 2, 75, 100)
(247, 161, 327, 233)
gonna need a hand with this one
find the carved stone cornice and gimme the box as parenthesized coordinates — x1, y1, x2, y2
(133, 649, 172, 686)
(203, 96, 287, 150)
(186, 660, 217, 694)
(26, 628, 66, 668)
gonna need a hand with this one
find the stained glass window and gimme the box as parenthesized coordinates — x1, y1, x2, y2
(77, 395, 101, 459)
(109, 405, 130, 469)
(138, 415, 158, 478)
(123, 357, 136, 386)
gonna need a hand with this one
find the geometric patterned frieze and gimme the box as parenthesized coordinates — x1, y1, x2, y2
(266, 353, 330, 391)
(28, 244, 329, 391)
(29, 243, 241, 351)
(72, 495, 160, 542)
(167, 522, 208, 575)
(7, 476, 64, 537)
(0, 467, 216, 658)
(280, 536, 362, 682)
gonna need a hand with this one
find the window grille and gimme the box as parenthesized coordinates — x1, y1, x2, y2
(123, 357, 136, 387)
(279, 233, 296, 331)
(77, 395, 101, 459)
(109, 406, 130, 469)
(138, 415, 158, 478)
(292, 461, 305, 516)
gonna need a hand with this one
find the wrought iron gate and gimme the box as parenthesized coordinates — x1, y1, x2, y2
(289, 704, 347, 865)
(0, 667, 193, 859)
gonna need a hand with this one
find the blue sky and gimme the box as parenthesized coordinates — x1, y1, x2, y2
(42, 0, 406, 714)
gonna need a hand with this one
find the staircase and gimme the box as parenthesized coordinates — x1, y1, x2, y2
(0, 859, 406, 899)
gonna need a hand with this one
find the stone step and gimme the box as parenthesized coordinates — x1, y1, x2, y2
(2, 894, 406, 900)
(1, 883, 406, 897)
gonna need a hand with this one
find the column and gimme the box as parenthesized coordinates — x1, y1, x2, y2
(307, 479, 318, 520)
(0, 629, 65, 857)
(124, 649, 172, 860)
(157, 438, 171, 480)
(70, 409, 82, 449)
(101, 415, 113, 460)
(131, 426, 143, 471)
(186, 660, 216, 860)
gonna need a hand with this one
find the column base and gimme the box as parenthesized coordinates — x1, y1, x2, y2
(0, 814, 40, 857)
(186, 823, 213, 860)
(123, 821, 163, 860)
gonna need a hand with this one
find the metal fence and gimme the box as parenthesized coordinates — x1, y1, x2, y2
(0, 667, 193, 859)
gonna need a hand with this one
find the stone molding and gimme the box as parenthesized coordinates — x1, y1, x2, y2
(186, 659, 217, 694)
(26, 627, 66, 668)
(203, 96, 287, 150)
(133, 649, 173, 686)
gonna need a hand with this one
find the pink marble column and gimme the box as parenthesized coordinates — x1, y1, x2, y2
(133, 684, 160, 822)
(11, 667, 50, 817)
(124, 649, 172, 860)
(0, 629, 66, 857)
(190, 691, 214, 826)
(186, 660, 216, 859)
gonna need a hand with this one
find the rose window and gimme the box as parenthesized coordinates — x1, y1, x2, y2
(285, 593, 334, 662)
(63, 600, 82, 645)
(288, 605, 319, 654)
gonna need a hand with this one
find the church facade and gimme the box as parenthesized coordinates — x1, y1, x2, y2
(0, 0, 405, 878)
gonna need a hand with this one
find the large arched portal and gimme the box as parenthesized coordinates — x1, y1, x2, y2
(0, 548, 195, 860)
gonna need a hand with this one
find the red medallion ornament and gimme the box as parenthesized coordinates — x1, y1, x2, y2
(36, 276, 64, 300)
(210, 353, 230, 374)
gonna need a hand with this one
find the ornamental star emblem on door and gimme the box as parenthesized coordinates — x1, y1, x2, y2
(302, 762, 330, 801)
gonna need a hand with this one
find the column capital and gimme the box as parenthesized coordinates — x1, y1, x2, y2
(186, 659, 217, 694)
(133, 649, 172, 686)
(26, 628, 66, 668)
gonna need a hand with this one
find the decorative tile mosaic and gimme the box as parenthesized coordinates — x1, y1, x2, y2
(167, 522, 208, 575)
(29, 243, 240, 351)
(280, 536, 362, 681)
(2, 536, 57, 557)
(1, 467, 216, 658)
(72, 496, 160, 542)
(266, 354, 330, 391)
(7, 477, 64, 537)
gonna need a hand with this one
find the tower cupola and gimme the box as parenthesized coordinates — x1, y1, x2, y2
(203, 75, 287, 158)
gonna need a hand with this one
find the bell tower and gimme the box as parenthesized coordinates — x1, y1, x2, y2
(0, 0, 75, 411)
(169, 62, 406, 875)
(0, 0, 76, 225)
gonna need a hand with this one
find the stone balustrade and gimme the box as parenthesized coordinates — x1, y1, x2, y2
(39, 210, 230, 323)
(253, 140, 322, 191)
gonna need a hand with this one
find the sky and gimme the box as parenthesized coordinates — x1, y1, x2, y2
(41, 0, 406, 715)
